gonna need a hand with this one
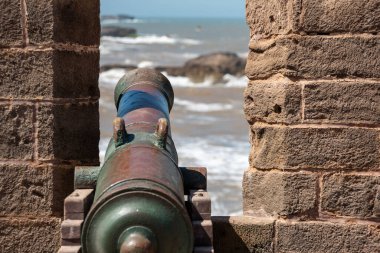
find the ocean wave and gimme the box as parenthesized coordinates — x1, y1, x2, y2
(99, 68, 125, 86)
(175, 137, 249, 215)
(99, 68, 248, 88)
(163, 72, 248, 88)
(175, 98, 233, 112)
(101, 19, 145, 25)
(137, 61, 155, 68)
(101, 35, 202, 45)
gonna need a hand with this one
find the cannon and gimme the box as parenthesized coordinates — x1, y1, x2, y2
(58, 69, 213, 253)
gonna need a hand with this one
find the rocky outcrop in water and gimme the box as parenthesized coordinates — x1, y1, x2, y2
(101, 52, 246, 84)
(101, 26, 137, 37)
(101, 14, 135, 21)
(177, 52, 246, 83)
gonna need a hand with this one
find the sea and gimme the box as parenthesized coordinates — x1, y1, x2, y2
(99, 17, 251, 216)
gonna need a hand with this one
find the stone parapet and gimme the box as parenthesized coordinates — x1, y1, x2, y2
(244, 0, 380, 252)
(0, 0, 100, 252)
(246, 35, 380, 80)
(0, 217, 61, 253)
(247, 0, 380, 36)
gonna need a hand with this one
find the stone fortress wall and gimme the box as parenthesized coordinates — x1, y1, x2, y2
(0, 1, 100, 252)
(239, 0, 380, 252)
(0, 0, 379, 252)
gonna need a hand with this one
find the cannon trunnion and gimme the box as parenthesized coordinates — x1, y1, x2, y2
(58, 69, 213, 253)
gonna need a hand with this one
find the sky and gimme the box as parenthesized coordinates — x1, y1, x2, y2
(100, 0, 246, 18)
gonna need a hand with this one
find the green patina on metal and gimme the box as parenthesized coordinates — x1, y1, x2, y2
(80, 69, 193, 253)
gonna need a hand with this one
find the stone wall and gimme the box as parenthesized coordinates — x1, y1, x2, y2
(238, 0, 380, 252)
(0, 1, 100, 252)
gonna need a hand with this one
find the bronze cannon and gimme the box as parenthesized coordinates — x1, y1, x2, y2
(58, 69, 213, 253)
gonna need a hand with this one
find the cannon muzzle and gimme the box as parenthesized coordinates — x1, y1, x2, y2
(81, 69, 193, 253)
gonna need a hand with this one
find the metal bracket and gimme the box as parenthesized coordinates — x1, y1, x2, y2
(58, 167, 214, 253)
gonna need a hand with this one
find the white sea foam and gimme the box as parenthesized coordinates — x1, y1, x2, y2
(175, 137, 249, 215)
(101, 35, 202, 45)
(99, 138, 110, 162)
(99, 69, 248, 89)
(137, 61, 155, 68)
(101, 19, 145, 25)
(175, 98, 233, 112)
(99, 68, 125, 87)
(223, 74, 248, 88)
(163, 72, 248, 88)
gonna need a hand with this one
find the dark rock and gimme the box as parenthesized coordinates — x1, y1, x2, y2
(100, 64, 137, 73)
(101, 15, 135, 21)
(182, 52, 246, 83)
(101, 26, 137, 37)
(100, 52, 247, 85)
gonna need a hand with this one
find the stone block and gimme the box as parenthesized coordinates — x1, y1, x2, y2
(0, 164, 73, 216)
(58, 246, 82, 253)
(61, 220, 83, 240)
(0, 217, 61, 253)
(0, 104, 34, 160)
(246, 0, 293, 36)
(304, 80, 380, 125)
(27, 0, 100, 45)
(64, 189, 94, 220)
(0, 49, 99, 99)
(193, 220, 213, 246)
(375, 187, 380, 216)
(246, 0, 380, 35)
(276, 220, 380, 253)
(301, 0, 380, 34)
(243, 170, 317, 217)
(37, 102, 99, 162)
(244, 80, 301, 124)
(212, 216, 274, 253)
(246, 35, 380, 80)
(0, 0, 23, 47)
(189, 190, 211, 220)
(250, 125, 380, 170)
(322, 174, 380, 218)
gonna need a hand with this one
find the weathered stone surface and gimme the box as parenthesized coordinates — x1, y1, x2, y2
(246, 35, 380, 80)
(245, 0, 380, 35)
(375, 187, 380, 216)
(0, 217, 61, 253)
(0, 0, 23, 47)
(37, 102, 99, 162)
(301, 0, 380, 34)
(246, 0, 293, 36)
(322, 174, 380, 218)
(212, 216, 274, 253)
(243, 170, 317, 217)
(276, 220, 380, 253)
(0, 104, 34, 160)
(0, 49, 99, 99)
(304, 81, 380, 125)
(250, 126, 380, 170)
(53, 50, 100, 98)
(27, 0, 100, 45)
(0, 164, 73, 216)
(244, 80, 301, 124)
(61, 220, 83, 240)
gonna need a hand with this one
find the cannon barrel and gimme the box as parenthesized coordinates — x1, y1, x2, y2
(81, 69, 194, 253)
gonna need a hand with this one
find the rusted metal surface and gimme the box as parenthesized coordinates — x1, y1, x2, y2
(81, 69, 193, 253)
